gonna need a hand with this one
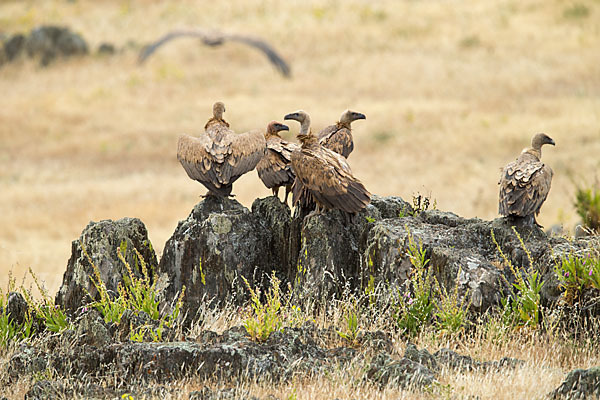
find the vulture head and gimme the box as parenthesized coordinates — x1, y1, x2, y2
(531, 133, 555, 151)
(266, 121, 289, 138)
(339, 109, 366, 127)
(284, 110, 311, 135)
(213, 101, 226, 120)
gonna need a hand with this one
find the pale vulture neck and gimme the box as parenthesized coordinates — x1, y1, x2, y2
(299, 115, 311, 135)
(524, 147, 542, 160)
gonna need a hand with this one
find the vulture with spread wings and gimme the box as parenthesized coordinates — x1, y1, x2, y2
(138, 30, 291, 77)
(177, 102, 266, 197)
(318, 109, 366, 158)
(256, 121, 299, 204)
(285, 110, 371, 215)
(499, 133, 555, 227)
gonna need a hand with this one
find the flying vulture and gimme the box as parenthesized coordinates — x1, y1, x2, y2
(285, 110, 371, 215)
(256, 121, 299, 204)
(499, 133, 555, 227)
(177, 101, 266, 197)
(138, 29, 291, 78)
(317, 109, 366, 158)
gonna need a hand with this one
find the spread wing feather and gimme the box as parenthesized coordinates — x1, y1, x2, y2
(228, 129, 267, 182)
(177, 134, 232, 195)
(138, 30, 291, 77)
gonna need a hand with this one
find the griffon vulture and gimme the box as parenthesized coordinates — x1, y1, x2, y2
(177, 102, 266, 197)
(499, 133, 555, 227)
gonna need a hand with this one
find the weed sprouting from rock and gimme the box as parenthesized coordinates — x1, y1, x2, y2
(242, 272, 283, 342)
(492, 228, 544, 329)
(82, 241, 184, 340)
(394, 226, 436, 336)
(337, 296, 360, 344)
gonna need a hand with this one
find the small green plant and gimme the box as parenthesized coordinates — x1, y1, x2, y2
(337, 297, 360, 344)
(394, 227, 436, 336)
(555, 252, 600, 304)
(492, 228, 544, 329)
(365, 216, 376, 223)
(574, 181, 600, 232)
(242, 273, 283, 342)
(83, 241, 185, 339)
(25, 268, 70, 333)
(434, 272, 471, 336)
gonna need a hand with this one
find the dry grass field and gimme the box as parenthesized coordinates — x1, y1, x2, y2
(0, 0, 599, 303)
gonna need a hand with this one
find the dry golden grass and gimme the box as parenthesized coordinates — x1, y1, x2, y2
(1, 0, 599, 298)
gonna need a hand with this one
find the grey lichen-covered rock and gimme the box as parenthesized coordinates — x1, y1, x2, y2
(6, 292, 29, 326)
(25, 25, 88, 66)
(97, 42, 116, 55)
(24, 380, 68, 400)
(55, 217, 157, 316)
(251, 196, 295, 282)
(294, 205, 380, 304)
(549, 367, 600, 399)
(366, 352, 437, 388)
(403, 343, 438, 372)
(3, 33, 26, 61)
(75, 309, 112, 347)
(7, 345, 48, 383)
(370, 195, 413, 219)
(434, 348, 524, 372)
(361, 206, 590, 313)
(157, 197, 288, 324)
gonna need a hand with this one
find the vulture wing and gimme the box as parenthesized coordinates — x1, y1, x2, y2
(177, 134, 230, 195)
(499, 155, 553, 217)
(227, 130, 267, 184)
(318, 125, 354, 158)
(257, 138, 297, 189)
(291, 147, 370, 213)
(138, 30, 291, 77)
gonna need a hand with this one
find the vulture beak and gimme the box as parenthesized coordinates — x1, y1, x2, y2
(284, 112, 298, 121)
(277, 123, 289, 132)
(353, 112, 366, 121)
(549, 138, 556, 146)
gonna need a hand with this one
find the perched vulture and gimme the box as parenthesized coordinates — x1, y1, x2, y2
(498, 133, 555, 226)
(138, 29, 291, 78)
(285, 110, 371, 215)
(177, 102, 266, 197)
(256, 121, 299, 204)
(317, 109, 366, 158)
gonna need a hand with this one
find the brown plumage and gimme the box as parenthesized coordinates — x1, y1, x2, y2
(138, 29, 291, 77)
(256, 121, 299, 204)
(499, 133, 555, 226)
(285, 110, 371, 215)
(317, 110, 366, 158)
(177, 102, 266, 197)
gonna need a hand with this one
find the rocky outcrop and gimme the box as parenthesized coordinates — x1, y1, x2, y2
(55, 195, 596, 324)
(55, 217, 157, 315)
(2, 26, 88, 67)
(365, 343, 523, 389)
(157, 196, 291, 323)
(550, 366, 600, 399)
(293, 206, 379, 304)
(6, 292, 29, 326)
